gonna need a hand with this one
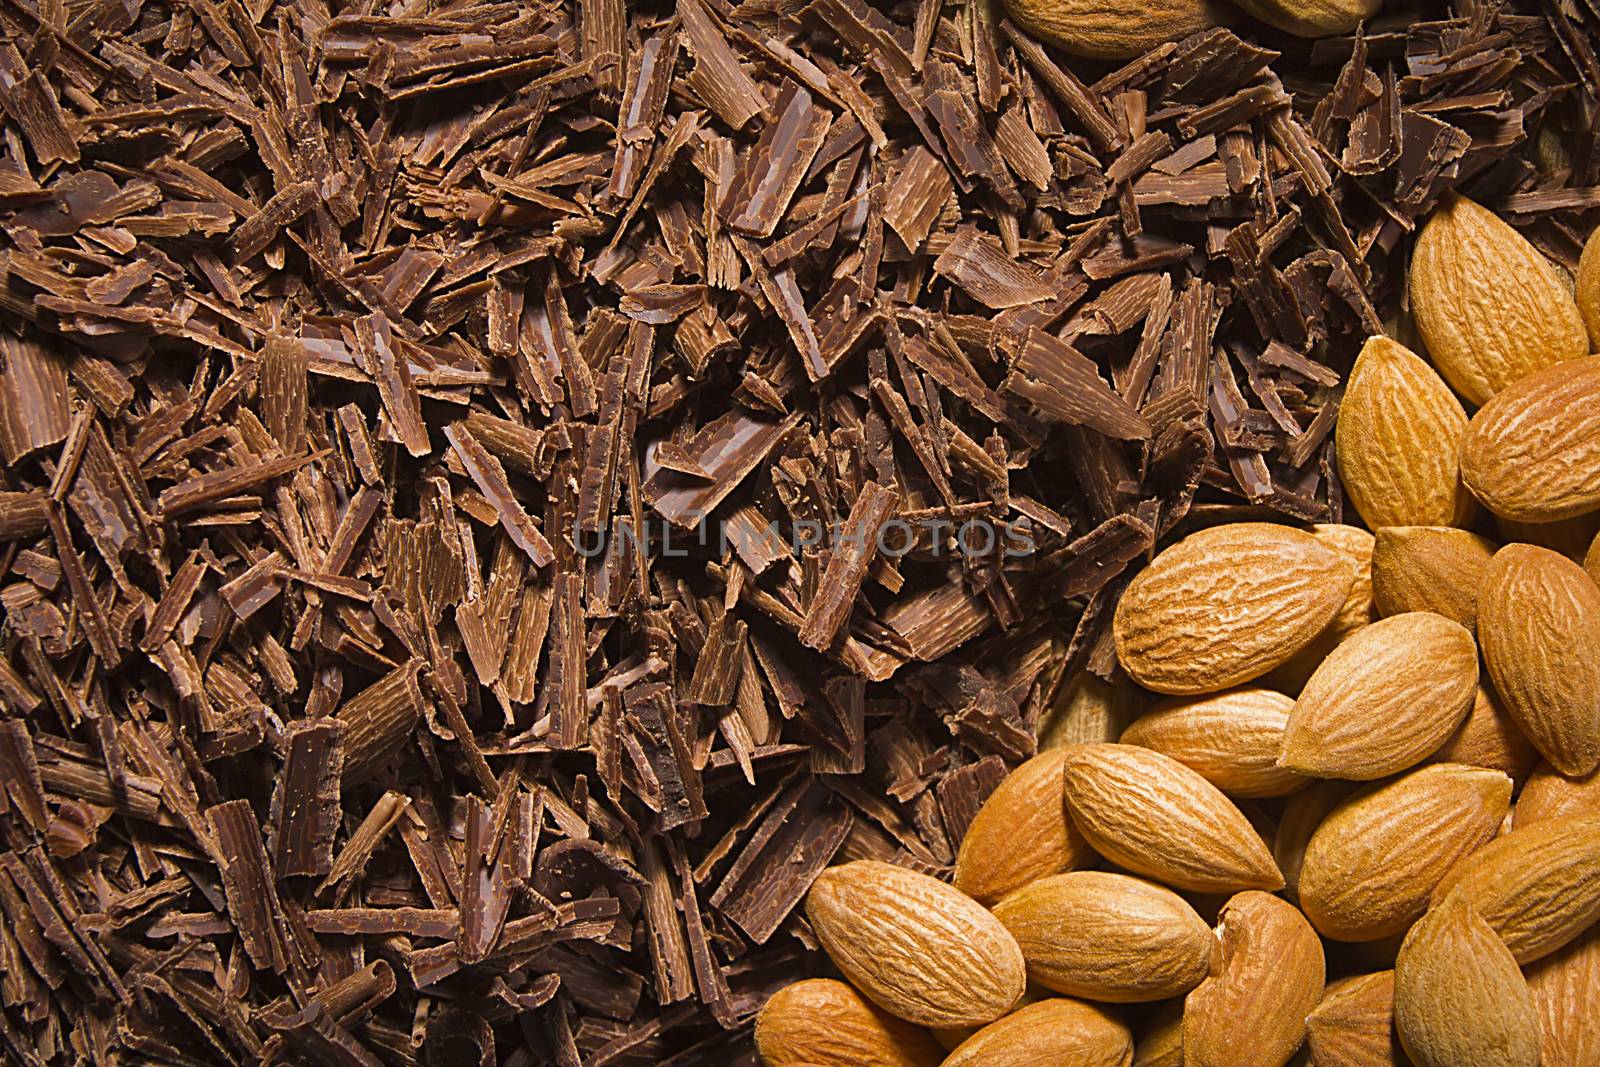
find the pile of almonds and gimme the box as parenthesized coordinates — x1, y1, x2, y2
(754, 199, 1600, 1067)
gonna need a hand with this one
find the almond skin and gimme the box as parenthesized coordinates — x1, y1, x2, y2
(1181, 892, 1325, 1067)
(1585, 527, 1600, 586)
(1227, 0, 1377, 36)
(1370, 526, 1497, 631)
(1133, 1002, 1184, 1067)
(1495, 511, 1600, 563)
(1478, 543, 1600, 776)
(755, 979, 943, 1067)
(1263, 524, 1379, 694)
(1064, 744, 1283, 893)
(1121, 688, 1306, 798)
(1336, 336, 1473, 529)
(1297, 764, 1511, 941)
(1306, 971, 1408, 1067)
(1114, 523, 1355, 696)
(954, 748, 1093, 906)
(941, 998, 1133, 1067)
(804, 861, 1025, 1028)
(1274, 780, 1351, 905)
(1578, 223, 1600, 349)
(1526, 921, 1600, 1067)
(1280, 613, 1478, 780)
(1429, 683, 1539, 780)
(1515, 762, 1600, 828)
(1002, 0, 1224, 59)
(1462, 358, 1600, 522)
(1410, 194, 1589, 406)
(1041, 669, 1146, 748)
(1393, 894, 1541, 1067)
(993, 871, 1213, 1003)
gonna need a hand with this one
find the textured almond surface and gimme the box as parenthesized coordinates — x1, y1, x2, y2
(1132, 1003, 1184, 1067)
(1526, 921, 1600, 1067)
(754, 979, 943, 1067)
(1298, 764, 1510, 941)
(1515, 762, 1600, 828)
(1280, 612, 1478, 780)
(1122, 688, 1306, 798)
(1003, 0, 1221, 58)
(1462, 358, 1600, 522)
(942, 998, 1132, 1067)
(1370, 526, 1497, 631)
(1410, 194, 1589, 406)
(1064, 744, 1283, 892)
(1040, 670, 1147, 749)
(1394, 894, 1541, 1067)
(804, 861, 1024, 1027)
(992, 871, 1213, 1002)
(1430, 813, 1600, 964)
(1262, 524, 1378, 694)
(1113, 523, 1354, 696)
(1274, 780, 1350, 904)
(1496, 511, 1600, 563)
(1430, 683, 1539, 778)
(1336, 336, 1473, 529)
(1579, 223, 1600, 349)
(1307, 971, 1407, 1067)
(1181, 891, 1325, 1067)
(1226, 0, 1378, 35)
(954, 748, 1092, 905)
(1479, 543, 1600, 775)
(1587, 527, 1600, 586)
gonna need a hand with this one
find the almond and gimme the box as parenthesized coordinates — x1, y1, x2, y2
(1121, 688, 1306, 798)
(1297, 764, 1511, 941)
(1335, 336, 1473, 528)
(1578, 223, 1600, 349)
(1002, 0, 1224, 59)
(1041, 669, 1146, 748)
(1225, 0, 1377, 36)
(1429, 812, 1600, 964)
(1263, 524, 1379, 694)
(1113, 523, 1355, 696)
(1182, 892, 1325, 1067)
(1515, 762, 1600, 828)
(1478, 543, 1600, 775)
(1133, 1002, 1184, 1067)
(993, 871, 1214, 1002)
(1495, 511, 1600, 563)
(1410, 193, 1589, 406)
(1064, 744, 1283, 893)
(1279, 613, 1478, 780)
(942, 998, 1133, 1067)
(755, 979, 943, 1067)
(1306, 971, 1408, 1067)
(954, 748, 1093, 906)
(1526, 921, 1600, 1067)
(1370, 526, 1497, 631)
(1393, 894, 1540, 1067)
(1586, 526, 1600, 587)
(1274, 780, 1351, 905)
(1429, 683, 1539, 779)
(804, 861, 1024, 1028)
(1461, 359, 1600, 522)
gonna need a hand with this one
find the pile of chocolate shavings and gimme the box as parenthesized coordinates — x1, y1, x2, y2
(0, 0, 1597, 1062)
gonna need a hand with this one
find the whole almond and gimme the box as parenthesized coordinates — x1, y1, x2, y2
(1429, 683, 1539, 779)
(954, 748, 1093, 906)
(1182, 892, 1325, 1067)
(1370, 526, 1497, 631)
(804, 861, 1024, 1027)
(1478, 543, 1600, 776)
(1121, 688, 1306, 799)
(1280, 613, 1478, 780)
(1002, 0, 1223, 58)
(1429, 813, 1600, 964)
(1263, 524, 1379, 694)
(1297, 764, 1511, 941)
(1306, 971, 1408, 1067)
(1393, 894, 1540, 1067)
(1462, 359, 1600, 522)
(1336, 337, 1473, 529)
(1526, 921, 1600, 1067)
(1410, 194, 1589, 406)
(942, 998, 1133, 1067)
(1226, 0, 1377, 36)
(755, 979, 943, 1067)
(1515, 762, 1600, 828)
(1064, 744, 1283, 892)
(993, 871, 1213, 1002)
(1114, 523, 1355, 696)
(1579, 224, 1600, 348)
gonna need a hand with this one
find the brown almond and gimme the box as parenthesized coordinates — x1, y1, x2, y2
(942, 998, 1133, 1067)
(1393, 894, 1540, 1067)
(1297, 764, 1511, 941)
(1478, 543, 1600, 776)
(1114, 523, 1355, 696)
(1579, 223, 1600, 349)
(755, 979, 943, 1067)
(1226, 0, 1377, 36)
(804, 861, 1024, 1028)
(1429, 813, 1600, 964)
(1370, 526, 1497, 631)
(1182, 892, 1325, 1067)
(954, 748, 1093, 906)
(1040, 669, 1146, 748)
(1064, 744, 1283, 893)
(1410, 193, 1589, 406)
(1526, 921, 1600, 1067)
(1515, 762, 1600, 828)
(1462, 359, 1600, 522)
(1280, 613, 1478, 780)
(1263, 524, 1379, 694)
(1121, 687, 1306, 799)
(1001, 0, 1224, 59)
(1274, 780, 1352, 905)
(1306, 971, 1408, 1067)
(1335, 336, 1473, 529)
(992, 871, 1213, 1002)
(1429, 683, 1539, 779)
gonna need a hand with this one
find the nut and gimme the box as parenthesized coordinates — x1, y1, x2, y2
(1461, 358, 1600, 523)
(1002, 0, 1224, 59)
(1121, 687, 1306, 798)
(1525, 922, 1600, 1067)
(1227, 0, 1378, 37)
(1306, 971, 1407, 1067)
(755, 978, 943, 1067)
(1579, 223, 1600, 349)
(954, 748, 1093, 906)
(1369, 526, 1497, 631)
(940, 997, 1133, 1067)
